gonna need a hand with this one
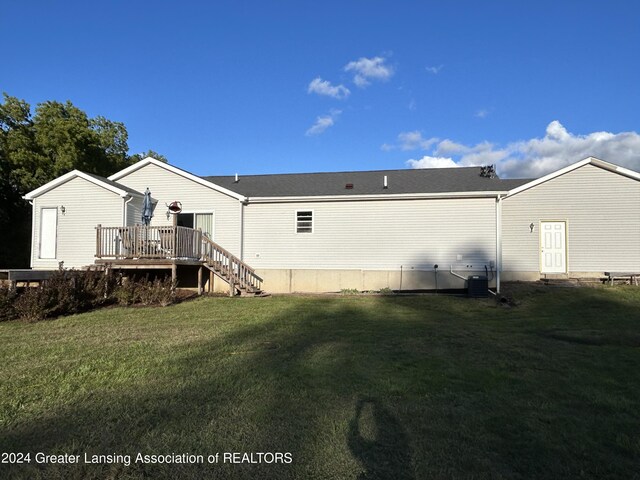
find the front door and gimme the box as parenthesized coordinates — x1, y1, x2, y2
(40, 207, 58, 259)
(540, 221, 566, 274)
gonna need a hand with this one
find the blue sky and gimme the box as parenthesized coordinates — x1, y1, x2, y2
(3, 1, 640, 178)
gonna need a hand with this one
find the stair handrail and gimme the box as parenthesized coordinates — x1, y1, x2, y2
(200, 235, 263, 292)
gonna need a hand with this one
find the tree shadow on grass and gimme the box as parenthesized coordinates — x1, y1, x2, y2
(347, 396, 415, 480)
(1, 300, 420, 479)
(2, 289, 640, 479)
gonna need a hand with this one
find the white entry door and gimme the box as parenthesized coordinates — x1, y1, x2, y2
(540, 221, 566, 273)
(40, 208, 58, 259)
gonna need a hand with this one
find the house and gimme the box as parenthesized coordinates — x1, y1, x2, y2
(22, 156, 640, 294)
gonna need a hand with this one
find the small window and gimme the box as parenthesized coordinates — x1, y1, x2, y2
(296, 210, 313, 233)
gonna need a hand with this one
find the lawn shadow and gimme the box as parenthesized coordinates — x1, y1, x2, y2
(2, 287, 640, 479)
(347, 396, 415, 480)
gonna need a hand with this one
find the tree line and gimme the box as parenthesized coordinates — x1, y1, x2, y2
(0, 93, 166, 268)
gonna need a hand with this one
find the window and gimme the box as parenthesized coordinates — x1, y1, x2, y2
(177, 212, 214, 238)
(296, 210, 313, 233)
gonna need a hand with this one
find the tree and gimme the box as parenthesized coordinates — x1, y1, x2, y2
(0, 93, 157, 268)
(129, 149, 168, 164)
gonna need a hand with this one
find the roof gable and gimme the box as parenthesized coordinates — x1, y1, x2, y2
(505, 157, 640, 198)
(23, 170, 143, 200)
(109, 157, 246, 201)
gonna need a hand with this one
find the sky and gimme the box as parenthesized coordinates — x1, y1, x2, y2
(2, 1, 640, 178)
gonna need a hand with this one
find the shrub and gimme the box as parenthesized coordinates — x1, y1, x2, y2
(340, 288, 360, 295)
(137, 277, 176, 306)
(6, 268, 176, 322)
(113, 275, 175, 307)
(114, 278, 140, 306)
(14, 286, 50, 322)
(11, 267, 118, 322)
(0, 285, 18, 321)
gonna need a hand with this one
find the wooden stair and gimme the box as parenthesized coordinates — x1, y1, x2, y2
(200, 236, 263, 296)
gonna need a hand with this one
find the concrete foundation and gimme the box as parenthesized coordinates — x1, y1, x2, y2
(256, 269, 609, 293)
(255, 268, 498, 293)
(500, 271, 607, 282)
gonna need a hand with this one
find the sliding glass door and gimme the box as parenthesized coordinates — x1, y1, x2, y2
(177, 212, 214, 239)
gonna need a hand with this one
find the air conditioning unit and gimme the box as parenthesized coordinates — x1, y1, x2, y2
(467, 275, 488, 298)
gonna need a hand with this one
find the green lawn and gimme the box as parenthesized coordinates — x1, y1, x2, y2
(1, 285, 640, 479)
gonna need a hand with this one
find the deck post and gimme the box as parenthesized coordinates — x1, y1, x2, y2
(172, 214, 178, 258)
(171, 261, 177, 291)
(197, 265, 203, 295)
(96, 224, 102, 258)
(209, 270, 214, 293)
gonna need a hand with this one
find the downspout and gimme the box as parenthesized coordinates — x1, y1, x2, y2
(495, 194, 503, 294)
(122, 195, 134, 226)
(239, 200, 245, 261)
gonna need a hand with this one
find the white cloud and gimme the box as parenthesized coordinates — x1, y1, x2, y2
(305, 109, 342, 136)
(398, 121, 640, 178)
(435, 139, 470, 155)
(307, 77, 350, 99)
(344, 56, 394, 88)
(474, 109, 489, 118)
(407, 155, 458, 169)
(425, 65, 443, 74)
(380, 143, 394, 152)
(381, 130, 438, 151)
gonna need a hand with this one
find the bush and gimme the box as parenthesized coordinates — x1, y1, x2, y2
(10, 267, 117, 322)
(340, 288, 360, 295)
(0, 285, 19, 321)
(14, 286, 50, 322)
(114, 278, 140, 306)
(113, 276, 175, 307)
(5, 268, 177, 322)
(137, 277, 176, 306)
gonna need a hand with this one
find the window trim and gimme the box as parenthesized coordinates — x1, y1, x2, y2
(295, 209, 314, 234)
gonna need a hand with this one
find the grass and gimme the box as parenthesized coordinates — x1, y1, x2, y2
(1, 284, 640, 479)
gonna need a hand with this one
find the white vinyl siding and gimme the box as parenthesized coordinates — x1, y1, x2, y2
(32, 177, 123, 269)
(115, 163, 241, 255)
(244, 197, 497, 270)
(503, 164, 640, 273)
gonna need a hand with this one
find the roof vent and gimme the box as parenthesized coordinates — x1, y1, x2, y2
(345, 183, 354, 189)
(234, 173, 239, 183)
(479, 165, 496, 178)
(383, 175, 388, 189)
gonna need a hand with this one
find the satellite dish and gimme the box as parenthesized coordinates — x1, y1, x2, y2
(167, 201, 182, 214)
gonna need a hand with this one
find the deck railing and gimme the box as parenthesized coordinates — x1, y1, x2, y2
(200, 235, 262, 292)
(95, 225, 202, 259)
(95, 224, 262, 292)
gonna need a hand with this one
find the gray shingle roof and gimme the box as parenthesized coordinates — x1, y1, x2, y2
(202, 167, 531, 197)
(83, 172, 144, 196)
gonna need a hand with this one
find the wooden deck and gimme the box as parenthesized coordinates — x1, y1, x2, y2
(94, 258, 203, 268)
(95, 225, 263, 296)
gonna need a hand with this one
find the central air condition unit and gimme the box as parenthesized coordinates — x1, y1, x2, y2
(467, 275, 488, 298)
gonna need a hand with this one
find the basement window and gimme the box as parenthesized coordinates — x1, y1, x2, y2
(296, 210, 313, 233)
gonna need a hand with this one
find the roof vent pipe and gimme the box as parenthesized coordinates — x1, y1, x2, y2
(234, 173, 239, 183)
(383, 175, 388, 189)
